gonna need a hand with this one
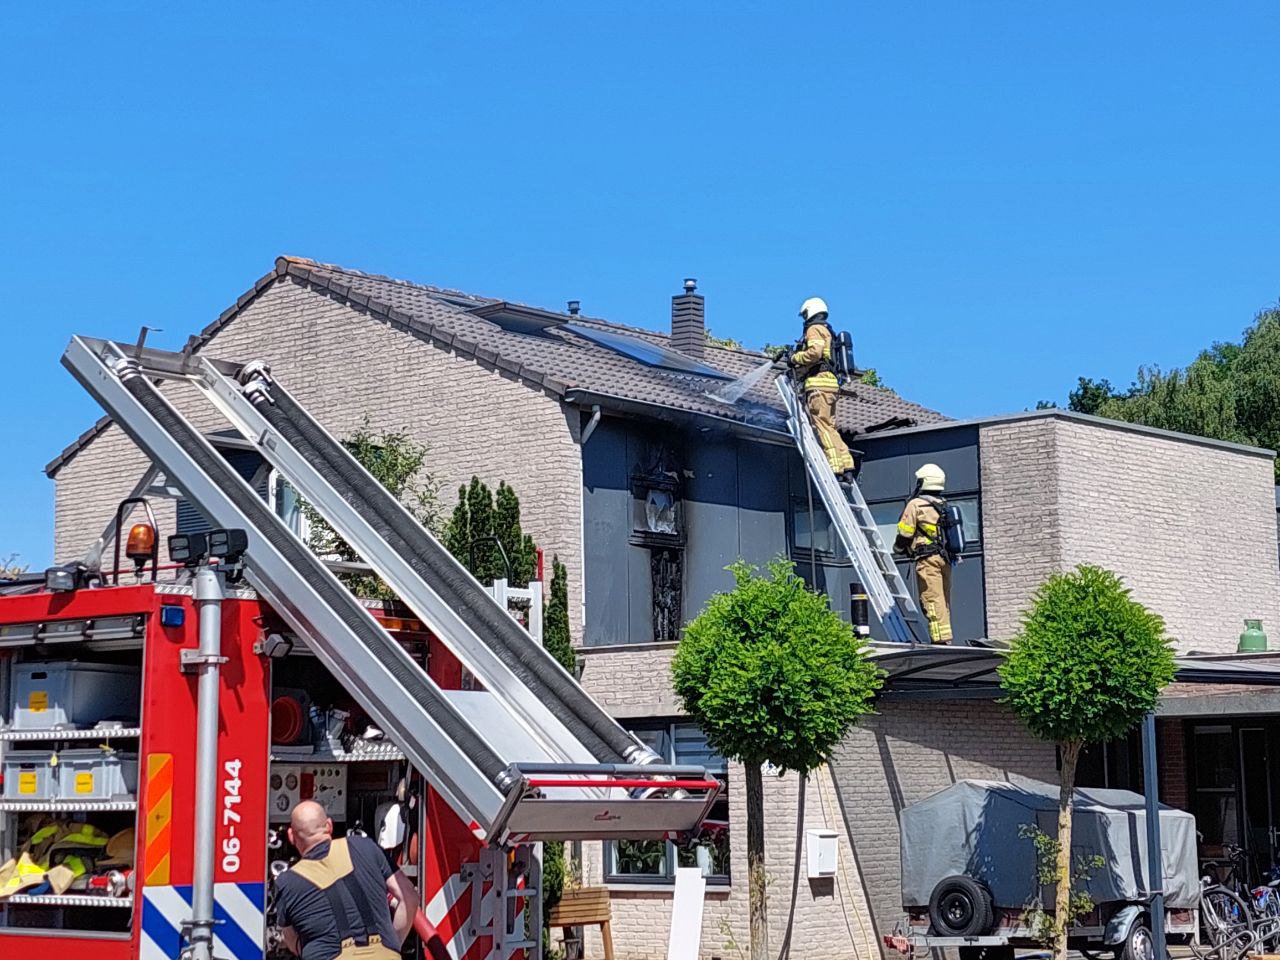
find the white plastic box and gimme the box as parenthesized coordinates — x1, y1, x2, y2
(806, 828, 839, 879)
(10, 661, 140, 731)
(55, 748, 139, 801)
(2, 750, 57, 800)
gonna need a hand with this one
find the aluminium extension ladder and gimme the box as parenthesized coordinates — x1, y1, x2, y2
(777, 377, 925, 643)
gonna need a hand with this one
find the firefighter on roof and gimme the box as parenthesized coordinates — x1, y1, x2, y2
(894, 463, 955, 644)
(790, 297, 857, 484)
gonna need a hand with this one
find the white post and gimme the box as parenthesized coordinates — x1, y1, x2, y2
(666, 867, 707, 960)
(527, 580, 544, 643)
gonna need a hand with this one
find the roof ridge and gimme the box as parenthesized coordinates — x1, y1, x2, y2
(289, 257, 769, 359)
(280, 256, 499, 306)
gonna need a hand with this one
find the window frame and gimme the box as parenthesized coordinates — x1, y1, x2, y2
(603, 720, 730, 887)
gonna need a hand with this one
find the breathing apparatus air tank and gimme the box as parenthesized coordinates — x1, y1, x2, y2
(943, 504, 966, 557)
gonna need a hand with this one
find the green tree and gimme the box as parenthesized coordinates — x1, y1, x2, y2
(306, 421, 443, 599)
(494, 482, 538, 587)
(672, 558, 883, 960)
(998, 566, 1176, 960)
(542, 557, 575, 675)
(444, 477, 500, 583)
(1066, 308, 1280, 477)
(1067, 377, 1121, 415)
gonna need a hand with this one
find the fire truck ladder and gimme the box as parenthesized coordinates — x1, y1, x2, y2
(63, 336, 720, 845)
(777, 377, 925, 644)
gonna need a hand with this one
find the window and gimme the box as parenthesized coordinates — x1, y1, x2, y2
(791, 497, 835, 556)
(268, 470, 310, 541)
(606, 722, 730, 885)
(870, 500, 905, 549)
(1192, 725, 1240, 851)
(864, 493, 982, 554)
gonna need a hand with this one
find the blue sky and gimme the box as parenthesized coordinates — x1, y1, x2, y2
(3, 3, 1278, 567)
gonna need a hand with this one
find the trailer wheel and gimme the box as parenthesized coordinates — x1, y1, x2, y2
(1119, 920, 1154, 960)
(928, 876, 994, 937)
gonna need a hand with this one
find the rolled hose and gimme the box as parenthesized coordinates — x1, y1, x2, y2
(257, 379, 654, 764)
(116, 370, 509, 786)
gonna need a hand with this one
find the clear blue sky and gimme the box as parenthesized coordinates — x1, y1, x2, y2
(3, 3, 1278, 567)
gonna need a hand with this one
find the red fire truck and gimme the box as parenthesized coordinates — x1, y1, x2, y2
(0, 336, 719, 959)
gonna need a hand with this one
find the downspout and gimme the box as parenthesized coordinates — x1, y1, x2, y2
(580, 404, 602, 446)
(185, 563, 227, 960)
(569, 402, 602, 915)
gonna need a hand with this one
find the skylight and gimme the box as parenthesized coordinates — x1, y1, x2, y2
(564, 323, 731, 379)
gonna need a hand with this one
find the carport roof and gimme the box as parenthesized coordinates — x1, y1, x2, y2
(871, 643, 1280, 702)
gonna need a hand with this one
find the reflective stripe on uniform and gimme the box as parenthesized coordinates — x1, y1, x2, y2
(897, 522, 915, 537)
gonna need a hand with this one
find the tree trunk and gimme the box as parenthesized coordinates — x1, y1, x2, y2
(1054, 742, 1081, 960)
(745, 763, 770, 960)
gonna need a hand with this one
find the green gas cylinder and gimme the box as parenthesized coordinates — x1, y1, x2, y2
(1238, 619, 1268, 652)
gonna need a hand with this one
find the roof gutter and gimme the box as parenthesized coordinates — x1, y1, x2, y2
(563, 389, 792, 445)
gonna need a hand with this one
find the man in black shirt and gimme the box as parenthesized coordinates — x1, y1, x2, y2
(274, 800, 419, 960)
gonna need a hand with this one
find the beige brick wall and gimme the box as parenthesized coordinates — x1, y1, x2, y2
(570, 763, 879, 960)
(576, 643, 879, 960)
(52, 276, 586, 634)
(578, 643, 681, 719)
(829, 699, 1059, 948)
(981, 416, 1280, 651)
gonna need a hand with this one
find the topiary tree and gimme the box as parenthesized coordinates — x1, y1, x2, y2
(998, 565, 1176, 960)
(672, 558, 883, 960)
(494, 481, 538, 587)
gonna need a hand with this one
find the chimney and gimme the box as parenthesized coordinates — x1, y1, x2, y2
(567, 299, 581, 316)
(671, 278, 705, 358)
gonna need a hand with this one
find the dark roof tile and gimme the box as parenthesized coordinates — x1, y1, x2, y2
(45, 256, 948, 476)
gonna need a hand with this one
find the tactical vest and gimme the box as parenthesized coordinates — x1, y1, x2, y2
(289, 838, 398, 960)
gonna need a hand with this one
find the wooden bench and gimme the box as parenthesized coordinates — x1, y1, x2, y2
(548, 887, 614, 960)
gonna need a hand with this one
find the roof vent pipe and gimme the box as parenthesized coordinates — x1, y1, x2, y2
(671, 278, 705, 359)
(567, 300, 581, 316)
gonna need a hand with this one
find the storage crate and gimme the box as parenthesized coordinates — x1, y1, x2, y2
(55, 747, 139, 801)
(10, 662, 139, 730)
(2, 750, 57, 800)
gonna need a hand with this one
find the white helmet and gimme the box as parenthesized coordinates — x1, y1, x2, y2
(799, 297, 829, 324)
(915, 463, 945, 492)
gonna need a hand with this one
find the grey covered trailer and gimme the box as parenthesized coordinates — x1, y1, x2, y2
(901, 778, 1198, 911)
(890, 779, 1198, 959)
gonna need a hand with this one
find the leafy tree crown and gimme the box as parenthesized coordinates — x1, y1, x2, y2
(998, 565, 1176, 745)
(306, 420, 442, 599)
(671, 557, 883, 773)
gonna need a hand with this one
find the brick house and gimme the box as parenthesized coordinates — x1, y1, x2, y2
(47, 257, 1280, 959)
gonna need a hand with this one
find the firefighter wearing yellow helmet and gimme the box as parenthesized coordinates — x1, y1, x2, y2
(790, 297, 856, 483)
(894, 463, 954, 644)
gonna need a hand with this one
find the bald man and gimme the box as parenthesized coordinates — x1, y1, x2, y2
(273, 800, 419, 960)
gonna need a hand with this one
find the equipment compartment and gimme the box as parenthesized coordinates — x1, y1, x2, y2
(9, 662, 139, 731)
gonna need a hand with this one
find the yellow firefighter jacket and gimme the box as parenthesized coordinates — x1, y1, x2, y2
(791, 323, 840, 392)
(897, 496, 945, 558)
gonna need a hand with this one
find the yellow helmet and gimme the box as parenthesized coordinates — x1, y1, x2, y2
(915, 463, 945, 492)
(799, 297, 829, 324)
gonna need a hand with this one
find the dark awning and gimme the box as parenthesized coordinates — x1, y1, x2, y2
(870, 643, 1280, 702)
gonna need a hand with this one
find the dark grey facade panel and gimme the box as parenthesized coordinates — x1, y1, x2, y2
(581, 416, 987, 646)
(582, 421, 634, 646)
(858, 425, 981, 498)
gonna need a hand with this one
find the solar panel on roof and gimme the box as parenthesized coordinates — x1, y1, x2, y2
(564, 323, 731, 379)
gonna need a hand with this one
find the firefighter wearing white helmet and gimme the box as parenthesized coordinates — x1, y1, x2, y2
(894, 464, 954, 644)
(790, 296, 856, 483)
